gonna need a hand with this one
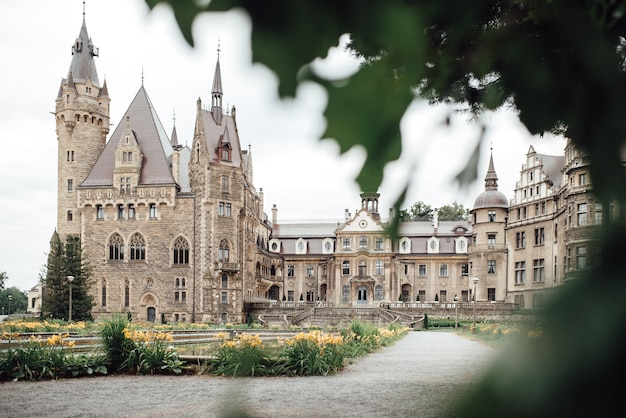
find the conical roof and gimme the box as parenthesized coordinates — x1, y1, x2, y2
(473, 151, 508, 210)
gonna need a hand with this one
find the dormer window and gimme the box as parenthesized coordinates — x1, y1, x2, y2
(217, 141, 232, 162)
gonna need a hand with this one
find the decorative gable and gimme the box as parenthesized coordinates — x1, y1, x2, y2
(113, 117, 143, 194)
(427, 236, 440, 254)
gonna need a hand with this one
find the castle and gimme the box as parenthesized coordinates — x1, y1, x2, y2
(52, 15, 598, 323)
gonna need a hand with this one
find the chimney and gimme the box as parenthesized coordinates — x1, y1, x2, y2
(432, 208, 439, 231)
(171, 149, 180, 184)
(259, 188, 264, 219)
(272, 204, 278, 225)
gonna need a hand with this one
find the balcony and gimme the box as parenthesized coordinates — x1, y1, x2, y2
(215, 262, 240, 272)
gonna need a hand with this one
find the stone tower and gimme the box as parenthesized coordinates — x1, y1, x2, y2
(55, 14, 110, 238)
(469, 150, 509, 302)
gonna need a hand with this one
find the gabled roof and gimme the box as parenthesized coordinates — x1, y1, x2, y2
(81, 85, 176, 187)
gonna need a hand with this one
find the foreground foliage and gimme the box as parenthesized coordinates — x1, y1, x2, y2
(0, 332, 107, 381)
(205, 321, 409, 377)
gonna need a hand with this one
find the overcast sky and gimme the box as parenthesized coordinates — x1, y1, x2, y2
(0, 0, 566, 292)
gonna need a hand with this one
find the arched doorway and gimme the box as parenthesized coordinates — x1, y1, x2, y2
(140, 292, 159, 323)
(357, 286, 367, 304)
(268, 285, 280, 301)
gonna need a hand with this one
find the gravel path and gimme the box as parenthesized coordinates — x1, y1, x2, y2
(0, 331, 495, 418)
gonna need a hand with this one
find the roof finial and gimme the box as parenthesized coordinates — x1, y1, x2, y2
(173, 108, 176, 127)
(217, 37, 221, 58)
(141, 67, 144, 86)
(83, 0, 86, 21)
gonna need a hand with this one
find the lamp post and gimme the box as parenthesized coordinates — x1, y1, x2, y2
(454, 294, 459, 330)
(8, 295, 12, 317)
(471, 277, 479, 331)
(67, 275, 74, 322)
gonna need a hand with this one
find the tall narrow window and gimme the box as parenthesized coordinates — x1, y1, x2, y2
(358, 260, 367, 276)
(487, 234, 496, 246)
(576, 246, 587, 269)
(67, 179, 73, 191)
(418, 264, 427, 277)
(341, 285, 350, 303)
(595, 202, 603, 225)
(287, 265, 295, 277)
(306, 265, 315, 277)
(533, 259, 545, 282)
(375, 260, 383, 275)
(128, 204, 135, 219)
(129, 233, 146, 261)
(222, 274, 228, 288)
(342, 261, 350, 275)
(577, 203, 587, 226)
(515, 261, 526, 284)
(218, 240, 230, 262)
(117, 204, 124, 220)
(108, 233, 124, 260)
(534, 227, 545, 245)
(173, 236, 189, 265)
(488, 210, 496, 221)
(149, 204, 157, 219)
(124, 279, 130, 308)
(221, 175, 229, 192)
(375, 237, 383, 250)
(487, 260, 496, 274)
(101, 279, 107, 307)
(67, 211, 73, 221)
(97, 205, 104, 220)
(439, 264, 448, 277)
(342, 238, 351, 250)
(359, 236, 367, 249)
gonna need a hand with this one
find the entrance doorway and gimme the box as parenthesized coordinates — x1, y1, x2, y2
(268, 285, 279, 301)
(147, 307, 156, 323)
(357, 286, 367, 304)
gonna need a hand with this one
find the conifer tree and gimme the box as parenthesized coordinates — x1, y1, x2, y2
(42, 232, 93, 321)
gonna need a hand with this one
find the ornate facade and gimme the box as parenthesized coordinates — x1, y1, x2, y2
(54, 16, 601, 323)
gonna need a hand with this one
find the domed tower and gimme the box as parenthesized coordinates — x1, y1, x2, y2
(468, 150, 509, 302)
(55, 12, 110, 238)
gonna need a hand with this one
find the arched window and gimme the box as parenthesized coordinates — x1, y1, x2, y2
(173, 236, 190, 264)
(342, 260, 350, 275)
(218, 240, 230, 262)
(374, 285, 384, 301)
(358, 260, 367, 276)
(108, 233, 124, 260)
(129, 233, 146, 260)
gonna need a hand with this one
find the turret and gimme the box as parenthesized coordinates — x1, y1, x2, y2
(55, 11, 109, 238)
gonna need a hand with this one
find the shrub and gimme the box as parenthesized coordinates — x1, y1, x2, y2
(275, 330, 345, 376)
(0, 332, 107, 381)
(208, 332, 270, 376)
(100, 316, 135, 372)
(100, 317, 183, 374)
(120, 328, 183, 375)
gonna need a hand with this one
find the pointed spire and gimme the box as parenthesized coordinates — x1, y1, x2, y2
(171, 109, 179, 147)
(210, 42, 224, 124)
(67, 7, 100, 86)
(484, 148, 499, 191)
(98, 78, 109, 98)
